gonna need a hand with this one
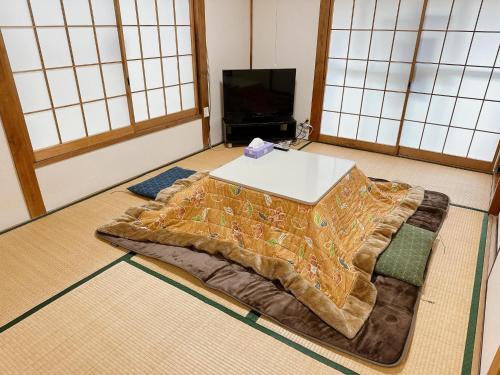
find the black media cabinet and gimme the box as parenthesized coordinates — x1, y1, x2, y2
(223, 118, 297, 147)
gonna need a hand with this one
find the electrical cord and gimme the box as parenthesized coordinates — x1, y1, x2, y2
(292, 120, 313, 145)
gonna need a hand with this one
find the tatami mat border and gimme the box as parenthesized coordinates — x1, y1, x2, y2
(245, 310, 261, 322)
(450, 203, 488, 214)
(461, 213, 488, 375)
(247, 211, 489, 375)
(0, 252, 133, 334)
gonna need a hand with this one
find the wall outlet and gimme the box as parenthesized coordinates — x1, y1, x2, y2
(203, 107, 210, 118)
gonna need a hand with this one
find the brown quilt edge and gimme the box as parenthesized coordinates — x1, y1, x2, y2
(97, 171, 424, 339)
(339, 183, 424, 336)
(352, 184, 425, 276)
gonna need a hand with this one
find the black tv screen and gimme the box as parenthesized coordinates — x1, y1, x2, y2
(223, 69, 296, 123)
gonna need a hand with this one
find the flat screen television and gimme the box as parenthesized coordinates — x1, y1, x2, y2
(223, 68, 296, 123)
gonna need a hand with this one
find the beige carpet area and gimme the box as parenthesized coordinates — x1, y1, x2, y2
(304, 143, 492, 211)
(0, 141, 490, 374)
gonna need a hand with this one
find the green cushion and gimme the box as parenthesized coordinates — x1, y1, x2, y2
(375, 223, 436, 287)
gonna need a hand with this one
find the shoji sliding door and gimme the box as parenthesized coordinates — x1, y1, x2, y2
(120, 0, 196, 123)
(0, 0, 130, 150)
(321, 0, 425, 151)
(314, 0, 500, 171)
(399, 0, 500, 165)
(0, 0, 199, 163)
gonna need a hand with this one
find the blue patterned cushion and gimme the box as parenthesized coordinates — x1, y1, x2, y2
(128, 167, 196, 199)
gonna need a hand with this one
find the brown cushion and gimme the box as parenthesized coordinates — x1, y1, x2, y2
(420, 190, 450, 211)
(407, 205, 446, 232)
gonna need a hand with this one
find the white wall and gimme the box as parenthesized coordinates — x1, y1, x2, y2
(252, 0, 320, 125)
(0, 116, 204, 230)
(205, 0, 251, 144)
(0, 119, 30, 230)
(36, 120, 203, 211)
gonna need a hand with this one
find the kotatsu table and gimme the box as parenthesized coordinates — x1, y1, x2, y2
(209, 149, 355, 205)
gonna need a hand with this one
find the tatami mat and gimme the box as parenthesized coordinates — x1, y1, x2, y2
(0, 262, 343, 375)
(132, 254, 250, 316)
(0, 207, 485, 375)
(0, 192, 138, 327)
(0, 141, 490, 374)
(304, 143, 492, 211)
(256, 206, 486, 375)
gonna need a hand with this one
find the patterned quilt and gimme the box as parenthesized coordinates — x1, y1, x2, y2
(98, 167, 423, 338)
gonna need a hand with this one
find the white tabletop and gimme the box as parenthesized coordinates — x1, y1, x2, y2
(209, 149, 355, 205)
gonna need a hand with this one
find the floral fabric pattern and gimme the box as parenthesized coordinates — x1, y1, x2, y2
(138, 167, 412, 308)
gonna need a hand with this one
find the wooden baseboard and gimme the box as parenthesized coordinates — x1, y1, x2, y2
(315, 135, 493, 174)
(33, 113, 201, 167)
(318, 135, 397, 155)
(399, 147, 492, 174)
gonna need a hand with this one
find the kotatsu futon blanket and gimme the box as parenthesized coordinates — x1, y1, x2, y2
(98, 167, 423, 338)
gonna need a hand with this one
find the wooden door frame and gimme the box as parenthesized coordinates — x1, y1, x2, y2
(193, 0, 211, 148)
(309, 0, 497, 174)
(310, 0, 334, 142)
(310, 0, 402, 156)
(0, 32, 46, 218)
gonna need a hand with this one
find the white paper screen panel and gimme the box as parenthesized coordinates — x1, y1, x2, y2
(0, 0, 130, 151)
(119, 0, 196, 121)
(1, 0, 198, 154)
(401, 0, 500, 162)
(322, 0, 424, 146)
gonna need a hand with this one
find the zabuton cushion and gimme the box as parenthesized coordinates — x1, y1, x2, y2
(128, 166, 196, 199)
(375, 223, 436, 287)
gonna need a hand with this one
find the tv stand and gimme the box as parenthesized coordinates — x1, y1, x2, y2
(223, 118, 297, 147)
